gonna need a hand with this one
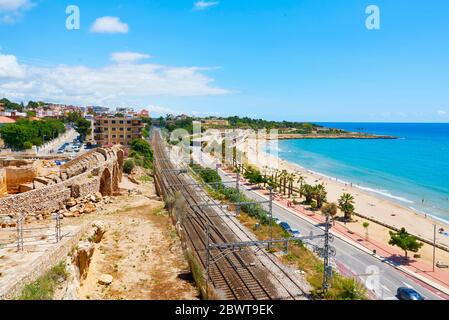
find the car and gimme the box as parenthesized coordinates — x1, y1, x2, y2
(273, 217, 280, 224)
(396, 287, 424, 300)
(279, 222, 292, 232)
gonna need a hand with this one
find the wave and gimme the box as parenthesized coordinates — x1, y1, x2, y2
(355, 185, 415, 204)
(308, 169, 415, 204)
(409, 207, 449, 226)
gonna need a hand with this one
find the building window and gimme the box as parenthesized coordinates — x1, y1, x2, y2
(127, 128, 131, 131)
(120, 120, 124, 124)
(112, 135, 116, 138)
(120, 128, 124, 131)
(127, 120, 131, 124)
(112, 120, 116, 124)
(120, 135, 124, 138)
(112, 128, 116, 131)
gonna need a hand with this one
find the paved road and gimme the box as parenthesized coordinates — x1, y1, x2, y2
(37, 128, 79, 155)
(193, 151, 446, 300)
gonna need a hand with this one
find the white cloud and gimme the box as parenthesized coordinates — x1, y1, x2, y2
(193, 1, 219, 11)
(0, 53, 228, 106)
(91, 16, 129, 34)
(0, 0, 34, 23)
(111, 51, 151, 64)
(0, 54, 25, 78)
(0, 0, 30, 11)
(437, 110, 447, 115)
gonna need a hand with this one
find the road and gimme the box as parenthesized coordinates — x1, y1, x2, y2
(193, 150, 447, 300)
(37, 127, 79, 155)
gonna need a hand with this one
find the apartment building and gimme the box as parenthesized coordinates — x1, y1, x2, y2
(94, 117, 145, 147)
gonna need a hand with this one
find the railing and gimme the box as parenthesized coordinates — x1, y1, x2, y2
(0, 214, 63, 252)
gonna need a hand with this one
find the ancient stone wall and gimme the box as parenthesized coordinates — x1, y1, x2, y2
(0, 168, 6, 197)
(0, 146, 123, 218)
(0, 159, 42, 194)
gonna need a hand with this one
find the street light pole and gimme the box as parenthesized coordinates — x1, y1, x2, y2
(268, 186, 273, 248)
(236, 171, 240, 216)
(433, 224, 436, 272)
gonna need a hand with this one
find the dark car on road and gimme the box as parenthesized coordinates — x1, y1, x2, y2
(396, 287, 424, 300)
(279, 222, 292, 232)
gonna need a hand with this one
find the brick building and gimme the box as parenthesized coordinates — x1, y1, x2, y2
(94, 116, 145, 147)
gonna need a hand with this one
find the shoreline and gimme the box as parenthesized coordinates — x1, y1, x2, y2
(264, 133, 398, 140)
(282, 160, 449, 229)
(248, 139, 449, 249)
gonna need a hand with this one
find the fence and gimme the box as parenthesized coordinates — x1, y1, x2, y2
(0, 214, 63, 252)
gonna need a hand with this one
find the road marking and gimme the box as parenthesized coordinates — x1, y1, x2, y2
(381, 285, 392, 293)
(402, 281, 415, 290)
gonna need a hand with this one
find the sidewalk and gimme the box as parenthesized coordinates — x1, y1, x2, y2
(223, 169, 449, 297)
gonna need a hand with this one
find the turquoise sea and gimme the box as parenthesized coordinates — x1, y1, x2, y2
(277, 123, 449, 223)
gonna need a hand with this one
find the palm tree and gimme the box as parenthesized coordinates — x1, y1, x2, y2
(287, 173, 295, 198)
(273, 169, 279, 192)
(363, 222, 370, 240)
(338, 193, 355, 221)
(301, 184, 314, 204)
(297, 175, 305, 198)
(313, 184, 327, 208)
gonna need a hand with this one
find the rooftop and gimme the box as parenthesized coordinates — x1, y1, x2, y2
(0, 116, 16, 124)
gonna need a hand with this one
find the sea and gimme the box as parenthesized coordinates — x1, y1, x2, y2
(276, 123, 449, 223)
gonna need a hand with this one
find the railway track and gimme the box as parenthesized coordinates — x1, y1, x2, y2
(152, 129, 307, 300)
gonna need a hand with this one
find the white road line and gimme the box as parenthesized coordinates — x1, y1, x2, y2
(402, 281, 415, 290)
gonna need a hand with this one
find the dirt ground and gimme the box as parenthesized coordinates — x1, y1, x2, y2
(77, 176, 199, 300)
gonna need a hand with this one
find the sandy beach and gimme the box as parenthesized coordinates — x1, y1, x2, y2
(229, 137, 449, 269)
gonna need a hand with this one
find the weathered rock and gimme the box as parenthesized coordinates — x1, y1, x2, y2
(94, 192, 103, 202)
(86, 222, 106, 243)
(98, 274, 113, 285)
(65, 198, 77, 208)
(72, 241, 95, 279)
(63, 212, 75, 218)
(84, 203, 96, 214)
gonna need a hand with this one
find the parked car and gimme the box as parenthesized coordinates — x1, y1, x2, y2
(396, 287, 424, 300)
(279, 222, 292, 232)
(273, 217, 280, 225)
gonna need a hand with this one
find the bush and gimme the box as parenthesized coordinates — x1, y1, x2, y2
(130, 139, 153, 169)
(23, 141, 33, 150)
(19, 262, 68, 300)
(123, 159, 135, 174)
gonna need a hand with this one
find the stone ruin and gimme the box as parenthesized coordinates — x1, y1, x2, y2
(0, 146, 124, 226)
(0, 158, 42, 196)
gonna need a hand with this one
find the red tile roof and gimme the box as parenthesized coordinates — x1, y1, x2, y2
(0, 116, 16, 124)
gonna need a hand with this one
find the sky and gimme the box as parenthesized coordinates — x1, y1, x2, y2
(0, 0, 448, 122)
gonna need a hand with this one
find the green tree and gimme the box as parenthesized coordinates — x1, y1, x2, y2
(338, 193, 355, 221)
(363, 222, 370, 240)
(301, 184, 315, 204)
(313, 184, 327, 208)
(388, 228, 423, 258)
(130, 139, 154, 169)
(23, 141, 33, 150)
(123, 159, 135, 174)
(74, 118, 91, 141)
(66, 111, 82, 123)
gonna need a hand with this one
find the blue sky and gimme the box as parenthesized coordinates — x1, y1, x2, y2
(0, 0, 448, 122)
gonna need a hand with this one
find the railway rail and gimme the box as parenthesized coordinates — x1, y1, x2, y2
(152, 129, 307, 300)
